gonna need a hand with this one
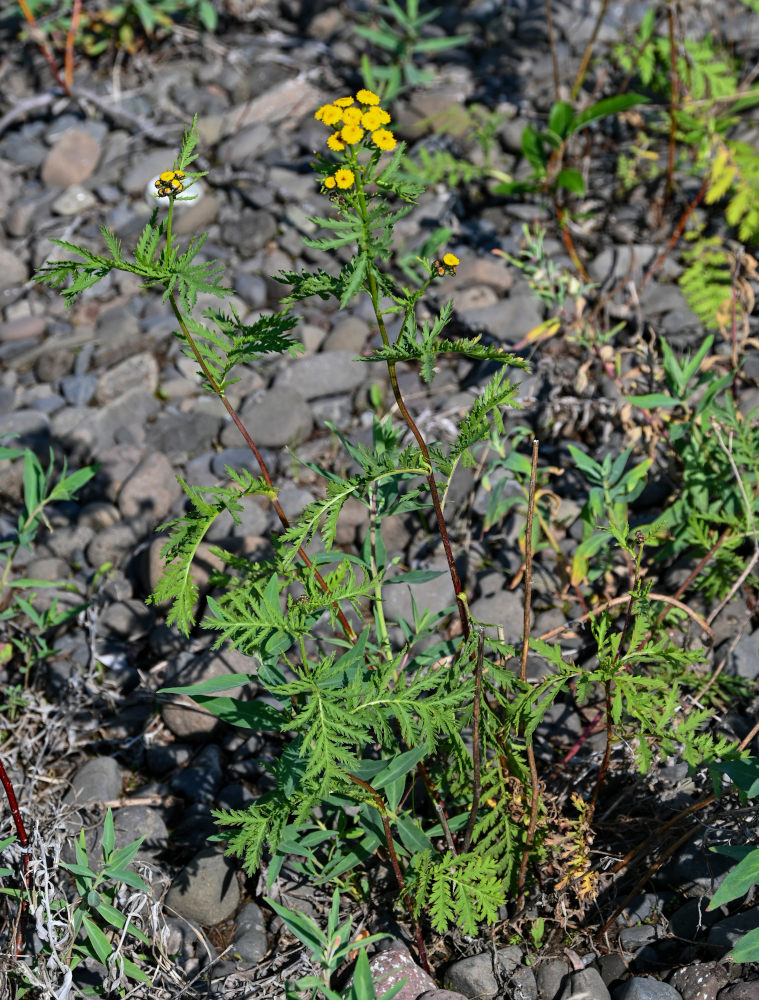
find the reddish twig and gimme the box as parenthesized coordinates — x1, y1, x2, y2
(64, 0, 81, 93)
(16, 0, 70, 95)
(346, 772, 429, 974)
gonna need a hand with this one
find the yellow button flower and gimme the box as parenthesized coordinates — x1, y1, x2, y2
(341, 124, 364, 144)
(342, 107, 363, 126)
(375, 108, 391, 125)
(356, 88, 380, 105)
(361, 108, 385, 131)
(334, 96, 355, 107)
(371, 128, 397, 151)
(323, 176, 337, 189)
(317, 104, 343, 126)
(443, 253, 460, 267)
(327, 133, 346, 152)
(334, 168, 355, 189)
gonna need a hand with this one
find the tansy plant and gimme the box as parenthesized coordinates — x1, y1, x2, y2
(34, 101, 532, 948)
(33, 97, 732, 951)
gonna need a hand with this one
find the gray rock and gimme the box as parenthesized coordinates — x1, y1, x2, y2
(97, 599, 154, 640)
(613, 979, 682, 1000)
(457, 295, 543, 344)
(722, 631, 759, 681)
(0, 246, 29, 294)
(0, 315, 46, 343)
(707, 906, 759, 958)
(668, 962, 729, 1000)
(445, 946, 524, 999)
(323, 316, 369, 352)
(275, 350, 367, 400)
(170, 744, 224, 804)
(0, 409, 49, 455)
(668, 898, 724, 940)
(382, 557, 457, 626)
(65, 757, 122, 806)
(41, 128, 101, 187)
(536, 959, 569, 1000)
(562, 968, 611, 1000)
(221, 209, 277, 255)
(716, 984, 759, 1000)
(219, 123, 277, 165)
(113, 805, 169, 857)
(171, 802, 219, 848)
(419, 992, 470, 1000)
(469, 589, 529, 639)
(220, 387, 313, 449)
(52, 184, 97, 215)
(118, 451, 181, 522)
(232, 901, 268, 964)
(620, 925, 664, 951)
(588, 244, 657, 285)
(145, 409, 224, 459)
(165, 848, 240, 926)
(96, 352, 159, 405)
(121, 149, 177, 195)
(86, 519, 146, 570)
(145, 743, 193, 776)
(60, 374, 97, 406)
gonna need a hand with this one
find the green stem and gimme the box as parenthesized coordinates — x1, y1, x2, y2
(353, 170, 470, 640)
(368, 484, 391, 657)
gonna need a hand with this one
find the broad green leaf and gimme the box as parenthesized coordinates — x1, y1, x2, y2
(265, 897, 326, 954)
(81, 914, 112, 965)
(571, 94, 648, 131)
(101, 808, 115, 858)
(191, 695, 288, 731)
(548, 101, 574, 139)
(159, 674, 256, 696)
(372, 744, 430, 789)
(628, 393, 679, 409)
(556, 167, 585, 194)
(708, 849, 759, 909)
(729, 925, 759, 962)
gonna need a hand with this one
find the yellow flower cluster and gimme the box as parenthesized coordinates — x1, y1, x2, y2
(154, 169, 185, 197)
(314, 89, 397, 160)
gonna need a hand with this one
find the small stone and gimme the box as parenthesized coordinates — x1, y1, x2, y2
(170, 745, 224, 804)
(118, 452, 181, 522)
(113, 805, 169, 858)
(457, 295, 543, 344)
(366, 941, 436, 1000)
(86, 520, 147, 570)
(42, 129, 101, 188)
(220, 387, 313, 449)
(275, 350, 367, 400)
(52, 184, 97, 215)
(0, 245, 28, 292)
(232, 901, 268, 964)
(322, 316, 369, 352)
(60, 374, 97, 407)
(97, 599, 154, 640)
(121, 148, 177, 195)
(96, 352, 159, 405)
(613, 978, 682, 1000)
(535, 958, 569, 1000)
(65, 757, 122, 806)
(221, 208, 277, 255)
(0, 315, 45, 343)
(562, 969, 611, 1000)
(669, 962, 729, 1000)
(165, 848, 240, 926)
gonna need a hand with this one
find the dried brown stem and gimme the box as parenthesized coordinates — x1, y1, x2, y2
(570, 0, 611, 100)
(64, 0, 81, 92)
(16, 0, 69, 94)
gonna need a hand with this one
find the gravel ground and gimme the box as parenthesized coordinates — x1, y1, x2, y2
(1, 0, 759, 997)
